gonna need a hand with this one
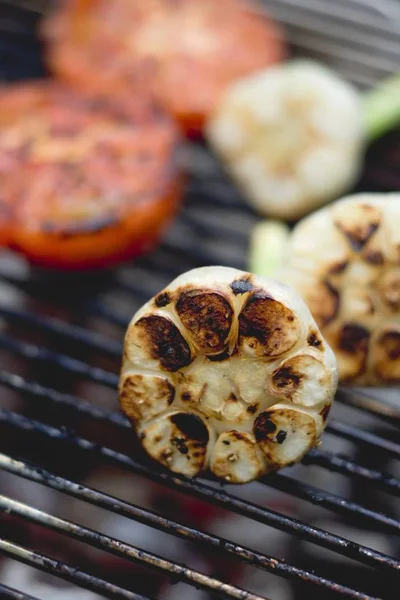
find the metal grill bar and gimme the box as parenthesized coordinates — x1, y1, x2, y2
(0, 495, 270, 600)
(0, 539, 151, 600)
(0, 370, 128, 427)
(2, 271, 398, 426)
(0, 334, 118, 388)
(264, 0, 400, 41)
(303, 449, 400, 495)
(265, 2, 400, 55)
(325, 420, 400, 459)
(335, 390, 400, 425)
(264, 474, 400, 535)
(1, 357, 398, 495)
(1, 410, 399, 576)
(1, 366, 399, 494)
(2, 319, 399, 453)
(0, 305, 123, 358)
(1, 372, 398, 534)
(0, 583, 40, 600)
(1, 2, 400, 599)
(0, 453, 375, 600)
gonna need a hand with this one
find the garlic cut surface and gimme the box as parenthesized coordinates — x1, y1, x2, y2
(281, 193, 400, 385)
(120, 266, 337, 483)
(206, 60, 365, 220)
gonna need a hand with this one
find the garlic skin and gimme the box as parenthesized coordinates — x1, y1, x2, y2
(206, 60, 365, 220)
(120, 266, 337, 483)
(281, 193, 400, 385)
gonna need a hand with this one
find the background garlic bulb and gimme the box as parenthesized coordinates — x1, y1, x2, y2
(279, 193, 400, 385)
(120, 266, 337, 483)
(206, 60, 365, 220)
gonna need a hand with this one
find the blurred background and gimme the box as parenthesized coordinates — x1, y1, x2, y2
(0, 1, 399, 600)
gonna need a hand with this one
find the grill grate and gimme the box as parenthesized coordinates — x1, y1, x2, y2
(0, 1, 400, 599)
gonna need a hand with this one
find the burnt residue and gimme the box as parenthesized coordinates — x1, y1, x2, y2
(363, 249, 384, 265)
(230, 431, 247, 441)
(308, 331, 323, 349)
(181, 391, 191, 402)
(334, 206, 380, 251)
(320, 405, 331, 422)
(253, 411, 276, 442)
(272, 365, 302, 389)
(135, 315, 192, 371)
(275, 430, 287, 444)
(176, 289, 233, 352)
(171, 437, 189, 455)
(246, 404, 258, 414)
(378, 331, 400, 360)
(230, 276, 255, 295)
(319, 281, 340, 326)
(42, 214, 120, 238)
(155, 291, 171, 307)
(160, 449, 173, 460)
(328, 260, 348, 274)
(207, 350, 231, 362)
(170, 413, 209, 443)
(338, 323, 370, 355)
(238, 292, 299, 356)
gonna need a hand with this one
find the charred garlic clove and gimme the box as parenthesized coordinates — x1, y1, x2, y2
(280, 193, 400, 385)
(120, 266, 338, 483)
(206, 60, 365, 220)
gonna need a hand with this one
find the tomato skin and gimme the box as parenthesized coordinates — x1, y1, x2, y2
(0, 81, 184, 270)
(43, 0, 286, 136)
(10, 177, 183, 271)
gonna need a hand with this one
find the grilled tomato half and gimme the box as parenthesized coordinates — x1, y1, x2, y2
(0, 81, 183, 270)
(42, 0, 286, 136)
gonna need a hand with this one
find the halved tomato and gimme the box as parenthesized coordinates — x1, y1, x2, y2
(42, 0, 286, 136)
(0, 81, 183, 270)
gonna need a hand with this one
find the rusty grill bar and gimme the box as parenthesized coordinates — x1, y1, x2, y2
(0, 1, 400, 599)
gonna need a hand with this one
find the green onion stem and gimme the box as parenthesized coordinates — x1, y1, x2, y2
(248, 220, 290, 278)
(363, 72, 400, 142)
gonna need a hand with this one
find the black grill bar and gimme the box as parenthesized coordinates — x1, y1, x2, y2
(0, 453, 376, 600)
(0, 305, 123, 358)
(325, 419, 400, 460)
(0, 583, 40, 600)
(1, 4, 400, 599)
(263, 474, 400, 535)
(304, 449, 400, 496)
(0, 495, 270, 600)
(264, 0, 400, 44)
(0, 370, 128, 427)
(1, 410, 399, 576)
(0, 271, 132, 329)
(1, 361, 399, 497)
(0, 539, 151, 600)
(1, 374, 398, 534)
(265, 1, 400, 54)
(1, 281, 398, 426)
(1, 365, 399, 496)
(335, 390, 400, 426)
(1, 326, 399, 456)
(0, 334, 118, 388)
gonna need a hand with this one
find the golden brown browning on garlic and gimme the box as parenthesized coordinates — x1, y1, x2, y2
(120, 266, 337, 483)
(282, 193, 400, 385)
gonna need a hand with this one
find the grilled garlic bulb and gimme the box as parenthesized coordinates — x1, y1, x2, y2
(119, 266, 337, 483)
(280, 193, 400, 385)
(206, 60, 365, 220)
